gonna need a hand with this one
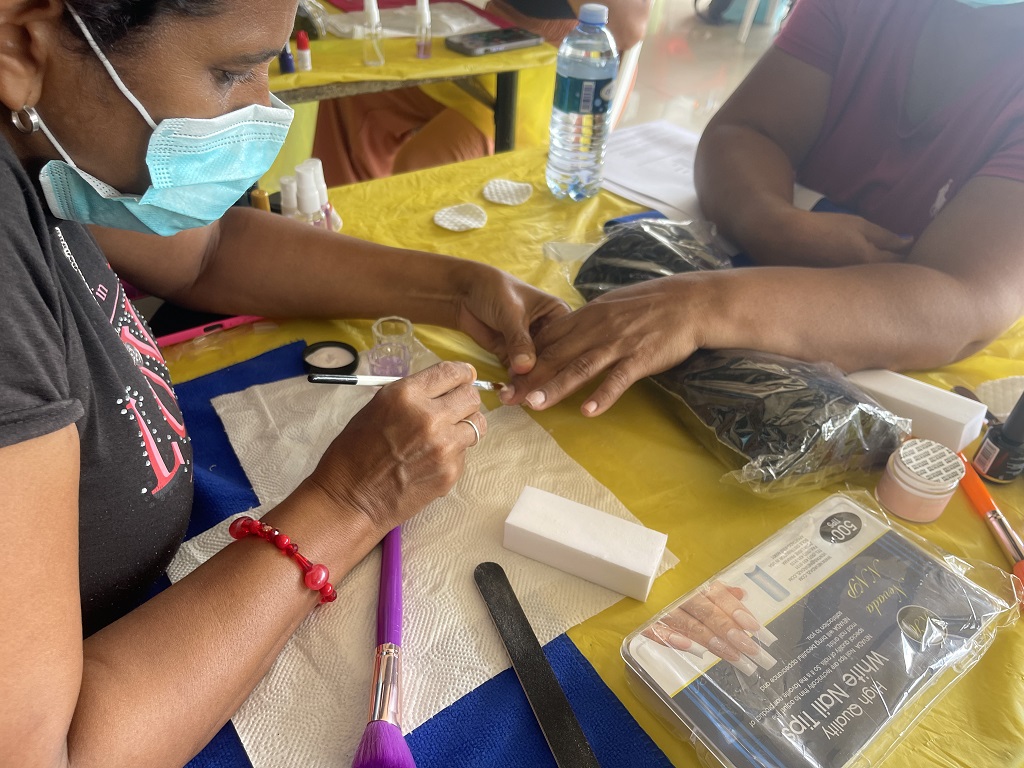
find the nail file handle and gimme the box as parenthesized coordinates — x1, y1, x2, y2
(474, 562, 601, 768)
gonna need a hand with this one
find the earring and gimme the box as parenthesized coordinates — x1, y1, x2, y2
(11, 106, 41, 134)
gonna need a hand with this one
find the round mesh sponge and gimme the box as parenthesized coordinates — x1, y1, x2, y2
(483, 178, 533, 206)
(433, 203, 488, 232)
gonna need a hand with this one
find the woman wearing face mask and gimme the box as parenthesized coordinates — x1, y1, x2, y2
(502, 0, 1024, 419)
(0, 2, 566, 765)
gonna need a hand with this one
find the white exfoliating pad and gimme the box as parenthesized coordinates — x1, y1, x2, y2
(483, 178, 533, 206)
(433, 203, 487, 231)
(504, 485, 668, 601)
(976, 376, 1024, 423)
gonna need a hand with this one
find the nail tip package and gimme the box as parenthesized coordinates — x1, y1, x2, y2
(622, 493, 1018, 768)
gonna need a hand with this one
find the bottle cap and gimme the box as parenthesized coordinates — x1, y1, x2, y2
(364, 0, 381, 26)
(578, 3, 608, 25)
(279, 175, 298, 217)
(1002, 389, 1024, 444)
(295, 165, 321, 215)
(249, 188, 271, 213)
(296, 30, 310, 51)
(298, 158, 330, 208)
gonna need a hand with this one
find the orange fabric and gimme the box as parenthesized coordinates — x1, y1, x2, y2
(312, 86, 492, 185)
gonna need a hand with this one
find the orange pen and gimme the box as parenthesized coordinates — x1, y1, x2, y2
(959, 454, 1024, 585)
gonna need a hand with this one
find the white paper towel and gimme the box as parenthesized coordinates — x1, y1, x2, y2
(168, 375, 677, 768)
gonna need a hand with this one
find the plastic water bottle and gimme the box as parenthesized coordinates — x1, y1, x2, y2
(545, 4, 619, 201)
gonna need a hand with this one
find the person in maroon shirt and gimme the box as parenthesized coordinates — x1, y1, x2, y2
(502, 0, 1024, 418)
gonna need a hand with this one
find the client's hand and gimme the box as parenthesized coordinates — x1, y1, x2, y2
(308, 361, 486, 534)
(755, 209, 913, 268)
(500, 275, 703, 415)
(645, 581, 773, 674)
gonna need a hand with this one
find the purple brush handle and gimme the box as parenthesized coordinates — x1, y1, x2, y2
(377, 526, 403, 647)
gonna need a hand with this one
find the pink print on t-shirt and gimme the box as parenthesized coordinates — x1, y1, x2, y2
(55, 225, 190, 497)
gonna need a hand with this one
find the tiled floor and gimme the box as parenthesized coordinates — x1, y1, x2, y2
(618, 0, 780, 135)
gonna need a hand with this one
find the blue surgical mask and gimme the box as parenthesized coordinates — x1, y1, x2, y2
(37, 7, 293, 237)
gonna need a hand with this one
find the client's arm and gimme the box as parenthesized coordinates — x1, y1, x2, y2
(694, 47, 913, 267)
(501, 173, 1024, 415)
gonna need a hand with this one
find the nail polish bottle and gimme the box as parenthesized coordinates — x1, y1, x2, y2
(279, 175, 300, 220)
(295, 30, 313, 71)
(278, 42, 295, 74)
(416, 0, 432, 59)
(297, 158, 343, 232)
(295, 166, 328, 229)
(362, 0, 385, 67)
(973, 389, 1024, 483)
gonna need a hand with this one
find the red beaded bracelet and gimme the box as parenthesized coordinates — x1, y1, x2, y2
(228, 515, 337, 604)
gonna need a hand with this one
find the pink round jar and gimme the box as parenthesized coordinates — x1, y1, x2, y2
(875, 439, 965, 523)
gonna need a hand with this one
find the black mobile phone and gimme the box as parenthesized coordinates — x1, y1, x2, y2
(444, 27, 544, 56)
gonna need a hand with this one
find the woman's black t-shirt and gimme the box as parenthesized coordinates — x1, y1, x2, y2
(0, 136, 193, 636)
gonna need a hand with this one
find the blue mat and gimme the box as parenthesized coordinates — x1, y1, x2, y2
(174, 343, 669, 768)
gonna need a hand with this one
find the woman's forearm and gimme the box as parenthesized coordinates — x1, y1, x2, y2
(69, 482, 380, 768)
(167, 207, 480, 329)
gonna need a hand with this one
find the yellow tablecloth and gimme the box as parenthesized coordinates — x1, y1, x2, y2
(168, 148, 1024, 768)
(268, 35, 557, 92)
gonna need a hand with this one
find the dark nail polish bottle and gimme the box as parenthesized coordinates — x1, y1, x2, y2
(278, 43, 295, 75)
(972, 389, 1024, 483)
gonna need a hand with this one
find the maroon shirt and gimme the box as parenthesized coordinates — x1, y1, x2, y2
(776, 0, 1024, 237)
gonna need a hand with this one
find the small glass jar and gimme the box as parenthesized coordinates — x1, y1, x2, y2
(875, 438, 965, 523)
(371, 316, 414, 348)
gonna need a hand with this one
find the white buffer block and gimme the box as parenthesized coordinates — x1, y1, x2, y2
(503, 486, 668, 601)
(848, 369, 987, 452)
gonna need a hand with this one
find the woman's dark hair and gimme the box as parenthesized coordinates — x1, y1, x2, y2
(65, 1, 226, 51)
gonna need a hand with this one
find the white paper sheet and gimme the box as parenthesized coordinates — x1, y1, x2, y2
(602, 120, 704, 221)
(602, 120, 826, 224)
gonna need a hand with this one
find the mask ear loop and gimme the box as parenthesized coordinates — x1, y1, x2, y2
(65, 5, 158, 131)
(37, 115, 78, 167)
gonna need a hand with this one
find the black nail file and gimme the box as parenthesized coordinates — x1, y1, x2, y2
(474, 562, 601, 768)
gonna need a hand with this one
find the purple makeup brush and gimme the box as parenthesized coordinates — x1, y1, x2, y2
(353, 526, 416, 768)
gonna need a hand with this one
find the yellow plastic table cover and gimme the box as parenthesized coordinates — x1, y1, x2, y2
(268, 35, 557, 93)
(167, 148, 1024, 768)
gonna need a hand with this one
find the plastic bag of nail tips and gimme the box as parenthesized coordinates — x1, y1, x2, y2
(650, 349, 911, 496)
(622, 492, 1020, 768)
(571, 218, 732, 301)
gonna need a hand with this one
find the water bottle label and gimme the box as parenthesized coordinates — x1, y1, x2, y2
(553, 74, 615, 115)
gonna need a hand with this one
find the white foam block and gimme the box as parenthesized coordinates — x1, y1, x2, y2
(503, 485, 668, 601)
(847, 369, 987, 451)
